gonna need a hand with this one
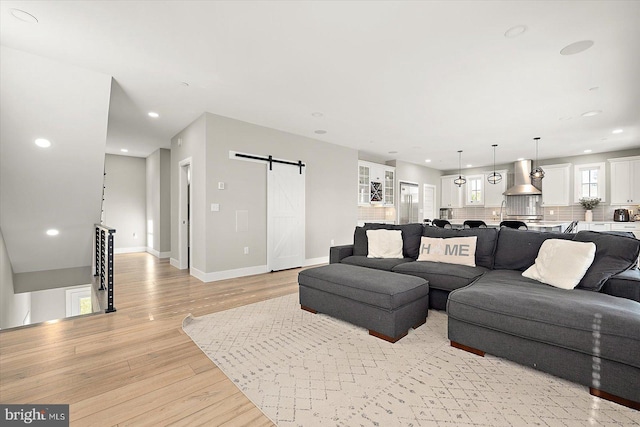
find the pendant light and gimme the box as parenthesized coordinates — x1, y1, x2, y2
(453, 150, 466, 187)
(487, 144, 502, 184)
(530, 137, 545, 180)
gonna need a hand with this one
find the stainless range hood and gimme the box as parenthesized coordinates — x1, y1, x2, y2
(503, 160, 542, 196)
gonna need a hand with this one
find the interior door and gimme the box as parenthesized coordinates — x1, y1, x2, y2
(267, 164, 305, 271)
(423, 184, 436, 222)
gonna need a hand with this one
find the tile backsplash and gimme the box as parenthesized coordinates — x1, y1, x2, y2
(358, 206, 397, 222)
(451, 204, 640, 222)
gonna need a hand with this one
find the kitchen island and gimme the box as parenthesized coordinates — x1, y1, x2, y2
(449, 221, 572, 232)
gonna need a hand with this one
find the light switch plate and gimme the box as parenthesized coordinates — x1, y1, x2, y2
(218, 182, 225, 190)
(211, 203, 220, 212)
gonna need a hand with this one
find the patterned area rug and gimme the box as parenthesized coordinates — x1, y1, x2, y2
(183, 294, 639, 426)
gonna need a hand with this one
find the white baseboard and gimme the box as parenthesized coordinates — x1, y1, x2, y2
(191, 265, 269, 283)
(146, 248, 171, 259)
(114, 246, 147, 254)
(304, 256, 329, 267)
(170, 258, 184, 269)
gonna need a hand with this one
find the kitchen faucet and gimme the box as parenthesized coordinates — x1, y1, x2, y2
(499, 199, 506, 222)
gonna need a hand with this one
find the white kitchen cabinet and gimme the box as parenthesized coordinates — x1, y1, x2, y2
(358, 161, 395, 205)
(465, 175, 484, 206)
(589, 222, 611, 232)
(609, 157, 640, 205)
(441, 175, 463, 208)
(541, 164, 571, 206)
(610, 222, 640, 239)
(484, 170, 507, 207)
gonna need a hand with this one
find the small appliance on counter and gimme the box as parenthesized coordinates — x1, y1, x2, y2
(439, 208, 452, 220)
(613, 209, 630, 222)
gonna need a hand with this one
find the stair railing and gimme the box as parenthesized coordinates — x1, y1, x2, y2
(94, 224, 116, 313)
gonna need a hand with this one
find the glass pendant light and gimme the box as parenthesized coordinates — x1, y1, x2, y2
(487, 144, 502, 184)
(454, 150, 466, 187)
(530, 137, 545, 180)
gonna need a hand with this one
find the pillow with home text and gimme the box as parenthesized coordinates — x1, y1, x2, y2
(417, 236, 477, 267)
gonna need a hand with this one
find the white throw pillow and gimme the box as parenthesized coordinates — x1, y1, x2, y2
(366, 229, 404, 259)
(417, 236, 477, 267)
(522, 239, 596, 290)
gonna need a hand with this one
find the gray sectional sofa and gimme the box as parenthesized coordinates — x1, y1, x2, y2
(326, 223, 640, 409)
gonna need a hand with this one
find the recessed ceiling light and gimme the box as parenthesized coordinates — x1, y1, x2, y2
(120, 148, 129, 153)
(314, 130, 327, 134)
(584, 149, 592, 153)
(311, 112, 324, 117)
(612, 129, 624, 134)
(425, 159, 431, 163)
(560, 40, 594, 56)
(581, 110, 602, 117)
(388, 151, 398, 154)
(46, 229, 59, 236)
(601, 137, 608, 141)
(589, 86, 599, 91)
(466, 164, 473, 168)
(35, 138, 51, 148)
(504, 25, 527, 38)
(148, 112, 159, 118)
(10, 8, 38, 23)
(180, 82, 189, 87)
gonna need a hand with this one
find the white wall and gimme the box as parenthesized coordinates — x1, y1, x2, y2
(0, 229, 31, 329)
(104, 154, 147, 252)
(146, 148, 171, 257)
(171, 112, 357, 280)
(388, 160, 443, 216)
(29, 288, 66, 324)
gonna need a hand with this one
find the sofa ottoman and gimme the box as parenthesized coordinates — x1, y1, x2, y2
(298, 264, 429, 343)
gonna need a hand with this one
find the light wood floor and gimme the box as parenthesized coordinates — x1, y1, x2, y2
(0, 253, 304, 426)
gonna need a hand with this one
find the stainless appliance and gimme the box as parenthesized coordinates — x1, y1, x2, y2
(399, 182, 419, 224)
(439, 207, 452, 220)
(614, 209, 630, 222)
(503, 160, 543, 221)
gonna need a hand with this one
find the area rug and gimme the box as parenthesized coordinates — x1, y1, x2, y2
(183, 294, 639, 426)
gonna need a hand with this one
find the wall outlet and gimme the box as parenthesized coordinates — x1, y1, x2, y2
(330, 239, 335, 246)
(244, 247, 249, 255)
(549, 210, 554, 215)
(492, 211, 496, 216)
(133, 232, 137, 239)
(218, 182, 225, 190)
(211, 203, 220, 212)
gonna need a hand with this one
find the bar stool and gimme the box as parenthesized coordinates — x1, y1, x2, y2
(463, 220, 487, 228)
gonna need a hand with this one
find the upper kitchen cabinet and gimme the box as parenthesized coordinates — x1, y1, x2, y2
(483, 170, 507, 207)
(358, 160, 395, 205)
(541, 164, 571, 206)
(609, 156, 640, 205)
(441, 175, 463, 208)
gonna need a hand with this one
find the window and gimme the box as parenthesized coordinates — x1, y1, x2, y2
(465, 175, 484, 205)
(574, 163, 606, 202)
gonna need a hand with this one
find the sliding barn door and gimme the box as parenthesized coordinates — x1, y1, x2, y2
(267, 164, 305, 271)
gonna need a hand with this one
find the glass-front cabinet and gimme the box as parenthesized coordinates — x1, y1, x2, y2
(358, 164, 370, 205)
(358, 161, 395, 205)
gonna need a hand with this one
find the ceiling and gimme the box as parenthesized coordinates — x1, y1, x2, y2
(1, 1, 639, 170)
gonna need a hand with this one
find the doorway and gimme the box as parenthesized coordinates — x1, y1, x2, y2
(178, 158, 192, 270)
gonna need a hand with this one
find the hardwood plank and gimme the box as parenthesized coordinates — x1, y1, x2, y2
(0, 252, 299, 425)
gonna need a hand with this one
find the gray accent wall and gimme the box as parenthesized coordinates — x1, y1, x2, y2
(104, 154, 147, 251)
(146, 148, 171, 256)
(388, 159, 443, 214)
(171, 112, 357, 279)
(0, 229, 31, 329)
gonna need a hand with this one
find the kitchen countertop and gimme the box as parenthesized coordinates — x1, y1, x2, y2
(449, 220, 572, 230)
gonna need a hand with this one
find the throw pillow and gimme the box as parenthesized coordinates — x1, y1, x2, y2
(573, 230, 640, 291)
(417, 236, 477, 267)
(522, 239, 596, 290)
(366, 229, 403, 259)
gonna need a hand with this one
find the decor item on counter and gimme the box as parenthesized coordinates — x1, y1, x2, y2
(579, 197, 601, 222)
(529, 137, 545, 181)
(487, 144, 502, 184)
(453, 150, 466, 187)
